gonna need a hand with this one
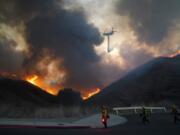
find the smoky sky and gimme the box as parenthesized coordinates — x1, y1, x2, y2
(26, 10, 103, 89)
(0, 0, 55, 24)
(116, 0, 180, 44)
(0, 38, 24, 72)
(2, 0, 180, 93)
(0, 0, 104, 91)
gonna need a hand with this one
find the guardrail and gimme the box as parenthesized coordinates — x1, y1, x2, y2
(112, 106, 167, 115)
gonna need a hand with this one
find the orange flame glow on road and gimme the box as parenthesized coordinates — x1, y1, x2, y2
(82, 88, 100, 100)
(26, 75, 58, 95)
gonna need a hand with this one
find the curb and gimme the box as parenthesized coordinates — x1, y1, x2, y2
(0, 124, 91, 129)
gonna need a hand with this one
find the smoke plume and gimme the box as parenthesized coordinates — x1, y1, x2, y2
(116, 0, 180, 44)
(0, 0, 104, 93)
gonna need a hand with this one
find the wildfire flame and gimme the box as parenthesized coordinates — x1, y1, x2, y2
(167, 50, 180, 58)
(82, 88, 100, 100)
(25, 75, 101, 99)
(26, 75, 38, 85)
(25, 75, 58, 95)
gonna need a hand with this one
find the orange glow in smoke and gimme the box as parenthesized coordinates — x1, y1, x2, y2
(82, 88, 101, 100)
(26, 75, 58, 95)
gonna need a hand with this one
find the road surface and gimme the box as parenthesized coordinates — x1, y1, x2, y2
(0, 114, 180, 135)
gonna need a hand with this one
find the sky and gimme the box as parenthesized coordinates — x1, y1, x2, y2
(0, 0, 180, 96)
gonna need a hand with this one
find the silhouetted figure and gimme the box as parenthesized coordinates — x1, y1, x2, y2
(171, 105, 180, 124)
(141, 106, 150, 124)
(101, 105, 109, 128)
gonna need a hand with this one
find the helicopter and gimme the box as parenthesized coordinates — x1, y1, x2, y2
(103, 27, 116, 53)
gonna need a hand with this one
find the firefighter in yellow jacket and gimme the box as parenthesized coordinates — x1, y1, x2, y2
(101, 105, 109, 128)
(171, 105, 180, 124)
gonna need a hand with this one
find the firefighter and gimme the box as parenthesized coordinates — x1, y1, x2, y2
(141, 106, 150, 124)
(171, 105, 180, 124)
(101, 105, 109, 128)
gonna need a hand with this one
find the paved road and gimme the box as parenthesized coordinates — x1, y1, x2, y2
(0, 114, 180, 135)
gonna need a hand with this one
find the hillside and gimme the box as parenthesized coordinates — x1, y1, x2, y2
(0, 78, 57, 106)
(87, 55, 180, 106)
(0, 78, 83, 117)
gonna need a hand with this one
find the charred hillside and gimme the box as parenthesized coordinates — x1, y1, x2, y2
(0, 78, 83, 106)
(0, 78, 57, 106)
(87, 55, 180, 106)
(0, 78, 84, 118)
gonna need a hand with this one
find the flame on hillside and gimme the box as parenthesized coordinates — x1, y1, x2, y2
(167, 50, 180, 58)
(25, 75, 59, 95)
(25, 75, 101, 100)
(82, 88, 100, 100)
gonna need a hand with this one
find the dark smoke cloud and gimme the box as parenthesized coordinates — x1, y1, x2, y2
(26, 10, 103, 90)
(116, 0, 180, 44)
(0, 0, 56, 24)
(0, 0, 104, 91)
(0, 38, 24, 72)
